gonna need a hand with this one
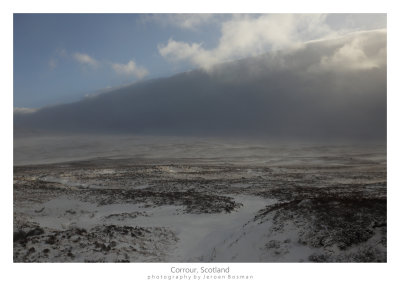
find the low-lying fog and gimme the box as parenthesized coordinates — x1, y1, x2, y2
(13, 133, 386, 166)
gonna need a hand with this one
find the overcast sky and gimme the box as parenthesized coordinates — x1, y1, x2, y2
(13, 13, 386, 108)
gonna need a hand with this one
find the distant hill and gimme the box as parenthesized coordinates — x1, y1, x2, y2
(14, 30, 386, 141)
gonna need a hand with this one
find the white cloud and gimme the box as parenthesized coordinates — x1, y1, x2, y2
(73, 52, 99, 67)
(158, 14, 335, 70)
(142, 14, 215, 30)
(48, 48, 68, 70)
(48, 58, 57, 70)
(317, 30, 386, 71)
(54, 50, 149, 79)
(111, 60, 149, 79)
(14, 107, 38, 114)
(56, 48, 67, 57)
(175, 14, 214, 30)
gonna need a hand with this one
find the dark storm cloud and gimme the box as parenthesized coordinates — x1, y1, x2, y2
(14, 30, 386, 141)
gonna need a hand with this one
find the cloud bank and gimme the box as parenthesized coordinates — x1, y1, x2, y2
(15, 30, 386, 141)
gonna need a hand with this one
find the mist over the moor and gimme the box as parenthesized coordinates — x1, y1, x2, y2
(14, 30, 386, 141)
